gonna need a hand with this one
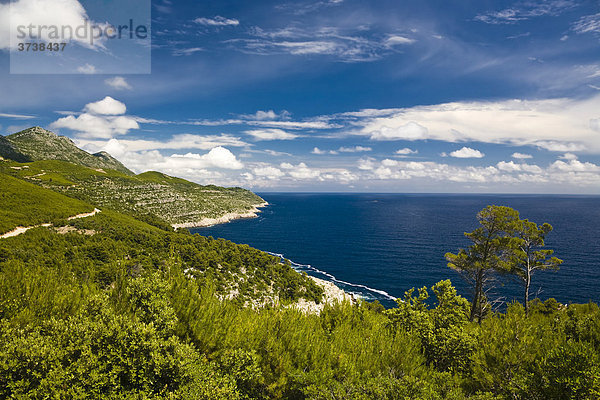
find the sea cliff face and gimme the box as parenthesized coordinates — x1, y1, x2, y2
(172, 202, 269, 229)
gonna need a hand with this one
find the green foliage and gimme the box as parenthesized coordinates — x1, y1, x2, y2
(0, 157, 265, 227)
(468, 302, 600, 399)
(0, 294, 240, 399)
(386, 280, 476, 374)
(0, 172, 93, 234)
(510, 219, 562, 315)
(445, 205, 521, 322)
(446, 205, 561, 322)
(0, 179, 598, 399)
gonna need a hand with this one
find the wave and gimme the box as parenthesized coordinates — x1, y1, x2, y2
(268, 252, 397, 302)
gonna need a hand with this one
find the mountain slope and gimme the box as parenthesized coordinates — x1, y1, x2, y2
(0, 136, 30, 163)
(0, 158, 265, 228)
(0, 127, 265, 228)
(0, 172, 94, 234)
(0, 172, 322, 304)
(2, 127, 132, 175)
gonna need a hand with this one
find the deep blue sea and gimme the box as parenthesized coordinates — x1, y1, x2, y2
(192, 194, 600, 308)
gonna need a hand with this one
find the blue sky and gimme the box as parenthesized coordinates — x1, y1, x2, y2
(1, 0, 600, 193)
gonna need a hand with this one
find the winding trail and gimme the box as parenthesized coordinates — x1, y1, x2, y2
(0, 208, 101, 239)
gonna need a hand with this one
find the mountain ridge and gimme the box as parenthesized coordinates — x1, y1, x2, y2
(0, 127, 265, 229)
(1, 126, 133, 175)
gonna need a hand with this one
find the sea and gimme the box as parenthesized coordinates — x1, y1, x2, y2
(192, 194, 600, 308)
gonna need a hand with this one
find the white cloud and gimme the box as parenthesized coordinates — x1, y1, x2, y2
(253, 166, 285, 179)
(396, 148, 418, 155)
(104, 142, 243, 173)
(497, 161, 521, 172)
(497, 161, 543, 174)
(247, 120, 335, 130)
(0, 0, 103, 50)
(84, 97, 127, 115)
(349, 156, 599, 189)
(105, 77, 132, 90)
(369, 122, 428, 141)
(338, 146, 372, 153)
(239, 109, 292, 121)
(51, 113, 139, 139)
(357, 157, 376, 170)
(284, 162, 321, 180)
(245, 128, 298, 141)
(77, 64, 97, 74)
(559, 153, 579, 160)
(77, 134, 249, 153)
(356, 96, 600, 153)
(194, 16, 239, 26)
(382, 159, 400, 167)
(182, 146, 244, 169)
(235, 25, 414, 62)
(263, 149, 292, 157)
(512, 152, 533, 159)
(573, 13, 600, 34)
(254, 110, 278, 120)
(449, 147, 485, 158)
(533, 141, 585, 152)
(312, 147, 326, 155)
(550, 159, 600, 173)
(385, 35, 416, 46)
(50, 97, 137, 139)
(0, 113, 36, 119)
(172, 47, 204, 56)
(475, 1, 576, 24)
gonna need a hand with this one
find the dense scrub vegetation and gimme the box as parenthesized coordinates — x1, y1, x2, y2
(2, 246, 599, 399)
(0, 168, 598, 398)
(0, 173, 93, 234)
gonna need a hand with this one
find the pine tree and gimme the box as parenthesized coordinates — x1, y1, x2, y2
(445, 205, 520, 322)
(511, 219, 563, 316)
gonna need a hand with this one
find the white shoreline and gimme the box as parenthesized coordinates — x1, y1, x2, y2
(172, 202, 269, 229)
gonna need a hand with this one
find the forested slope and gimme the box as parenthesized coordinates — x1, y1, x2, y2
(0, 145, 264, 228)
(0, 173, 94, 234)
(0, 173, 599, 399)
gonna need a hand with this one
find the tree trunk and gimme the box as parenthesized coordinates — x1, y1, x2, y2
(470, 269, 483, 322)
(524, 268, 531, 317)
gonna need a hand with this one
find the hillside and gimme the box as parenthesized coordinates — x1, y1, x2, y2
(0, 159, 265, 227)
(0, 127, 266, 228)
(0, 170, 322, 304)
(0, 173, 94, 234)
(0, 173, 598, 399)
(1, 127, 132, 175)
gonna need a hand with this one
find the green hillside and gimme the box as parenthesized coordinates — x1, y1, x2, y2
(2, 127, 597, 399)
(0, 181, 599, 399)
(0, 127, 265, 228)
(1, 127, 132, 175)
(0, 159, 264, 227)
(0, 172, 94, 234)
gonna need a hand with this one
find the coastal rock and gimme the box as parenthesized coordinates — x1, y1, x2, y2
(172, 202, 269, 229)
(291, 277, 355, 314)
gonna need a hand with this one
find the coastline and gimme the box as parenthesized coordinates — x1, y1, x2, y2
(291, 276, 356, 314)
(172, 202, 269, 229)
